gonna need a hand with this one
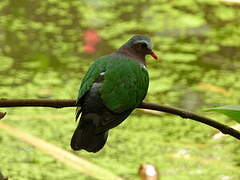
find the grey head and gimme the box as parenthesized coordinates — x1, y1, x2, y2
(120, 35, 158, 60)
(124, 35, 153, 49)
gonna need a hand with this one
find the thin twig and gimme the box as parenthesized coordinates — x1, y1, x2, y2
(0, 98, 240, 140)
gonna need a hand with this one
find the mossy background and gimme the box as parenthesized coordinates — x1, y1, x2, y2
(0, 0, 240, 179)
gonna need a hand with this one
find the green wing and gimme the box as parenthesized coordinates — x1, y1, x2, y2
(100, 57, 149, 113)
(77, 56, 111, 102)
(77, 56, 149, 115)
(76, 57, 108, 120)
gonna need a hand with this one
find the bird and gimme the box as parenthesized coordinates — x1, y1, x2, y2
(71, 35, 157, 152)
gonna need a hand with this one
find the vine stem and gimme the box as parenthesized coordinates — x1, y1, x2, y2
(0, 98, 240, 140)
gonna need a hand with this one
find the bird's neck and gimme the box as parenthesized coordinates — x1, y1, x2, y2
(114, 46, 146, 65)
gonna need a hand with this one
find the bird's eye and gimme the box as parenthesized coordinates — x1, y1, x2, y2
(140, 42, 148, 49)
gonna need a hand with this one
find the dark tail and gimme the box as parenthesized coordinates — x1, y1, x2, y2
(70, 114, 108, 152)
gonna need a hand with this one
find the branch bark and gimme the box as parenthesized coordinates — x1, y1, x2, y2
(0, 98, 240, 140)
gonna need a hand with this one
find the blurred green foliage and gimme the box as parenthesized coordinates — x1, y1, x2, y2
(0, 0, 240, 179)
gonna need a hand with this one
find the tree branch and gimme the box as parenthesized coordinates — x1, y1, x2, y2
(139, 102, 240, 140)
(0, 98, 75, 108)
(0, 98, 240, 140)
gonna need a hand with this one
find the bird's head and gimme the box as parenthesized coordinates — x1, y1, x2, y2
(124, 35, 158, 60)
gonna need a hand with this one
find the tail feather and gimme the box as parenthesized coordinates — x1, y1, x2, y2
(71, 114, 108, 152)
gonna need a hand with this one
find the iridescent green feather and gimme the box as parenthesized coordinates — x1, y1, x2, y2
(77, 56, 149, 113)
(77, 57, 108, 100)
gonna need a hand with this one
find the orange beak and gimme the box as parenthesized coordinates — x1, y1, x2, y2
(150, 51, 158, 60)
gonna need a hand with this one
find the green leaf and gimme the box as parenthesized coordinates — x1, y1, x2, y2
(205, 106, 240, 123)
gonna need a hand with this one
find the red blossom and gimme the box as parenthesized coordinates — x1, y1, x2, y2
(83, 30, 101, 54)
